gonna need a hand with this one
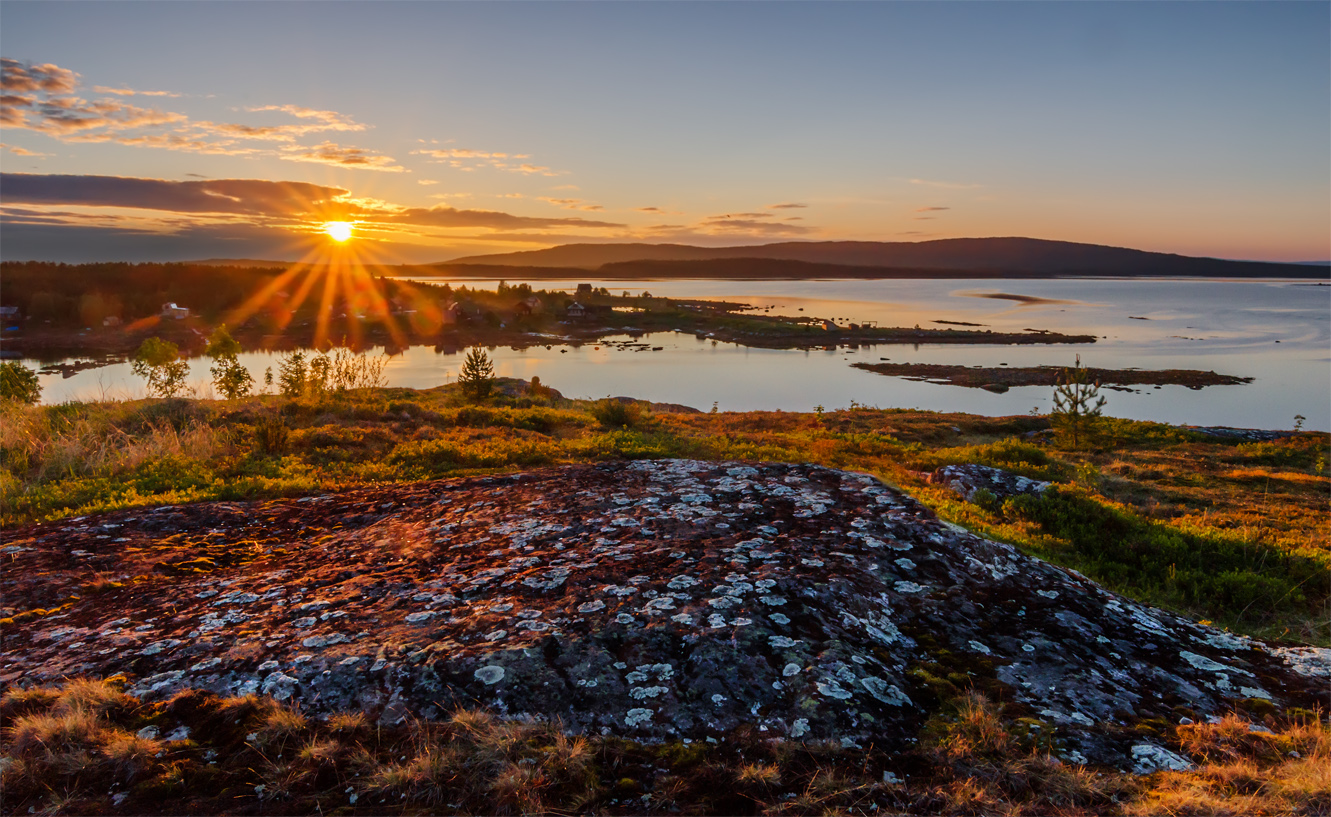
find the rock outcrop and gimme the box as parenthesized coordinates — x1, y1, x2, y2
(928, 463, 1051, 503)
(1, 460, 1324, 769)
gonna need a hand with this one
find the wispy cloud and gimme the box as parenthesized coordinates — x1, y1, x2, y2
(93, 86, 181, 98)
(384, 205, 623, 231)
(915, 206, 951, 212)
(0, 172, 357, 218)
(1, 58, 402, 171)
(279, 141, 404, 172)
(412, 147, 560, 176)
(0, 142, 48, 157)
(766, 202, 807, 210)
(417, 179, 439, 186)
(538, 196, 603, 211)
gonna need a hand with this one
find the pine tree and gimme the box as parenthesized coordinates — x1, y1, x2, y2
(458, 346, 496, 399)
(1051, 355, 1106, 449)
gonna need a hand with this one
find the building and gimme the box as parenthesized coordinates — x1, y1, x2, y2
(160, 303, 190, 319)
(565, 302, 587, 319)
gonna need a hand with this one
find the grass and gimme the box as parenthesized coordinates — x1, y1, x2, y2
(1, 380, 1327, 643)
(2, 678, 1326, 815)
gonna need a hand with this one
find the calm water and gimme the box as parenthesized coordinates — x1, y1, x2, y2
(24, 279, 1331, 431)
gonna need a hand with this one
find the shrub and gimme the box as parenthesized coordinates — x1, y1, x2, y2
(253, 417, 291, 456)
(205, 325, 253, 399)
(131, 337, 190, 398)
(0, 361, 42, 404)
(589, 397, 647, 430)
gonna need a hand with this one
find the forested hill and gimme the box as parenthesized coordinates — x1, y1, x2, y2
(443, 237, 1324, 278)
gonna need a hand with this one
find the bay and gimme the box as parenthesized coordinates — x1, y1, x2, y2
(24, 278, 1330, 431)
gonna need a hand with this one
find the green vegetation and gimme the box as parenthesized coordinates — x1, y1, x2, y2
(457, 346, 496, 400)
(204, 325, 253, 400)
(0, 385, 1326, 643)
(130, 337, 189, 398)
(0, 361, 42, 404)
(3, 677, 1326, 816)
(1052, 354, 1107, 449)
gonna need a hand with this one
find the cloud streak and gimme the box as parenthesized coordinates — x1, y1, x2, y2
(1, 58, 403, 171)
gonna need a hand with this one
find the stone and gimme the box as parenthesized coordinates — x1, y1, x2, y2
(928, 463, 1051, 503)
(0, 460, 1324, 770)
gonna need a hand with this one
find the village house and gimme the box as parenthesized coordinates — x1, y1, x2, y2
(160, 303, 190, 319)
(565, 302, 587, 320)
(514, 295, 543, 316)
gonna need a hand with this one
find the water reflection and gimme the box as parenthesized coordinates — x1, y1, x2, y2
(23, 279, 1331, 431)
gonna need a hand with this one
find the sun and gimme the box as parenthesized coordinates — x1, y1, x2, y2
(324, 221, 353, 242)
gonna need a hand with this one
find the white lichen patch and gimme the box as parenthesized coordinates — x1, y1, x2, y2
(1131, 744, 1195, 774)
(624, 708, 653, 727)
(474, 666, 505, 685)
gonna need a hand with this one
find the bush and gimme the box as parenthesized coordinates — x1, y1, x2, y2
(589, 397, 647, 430)
(205, 325, 253, 399)
(131, 338, 190, 398)
(253, 418, 291, 456)
(0, 362, 42, 404)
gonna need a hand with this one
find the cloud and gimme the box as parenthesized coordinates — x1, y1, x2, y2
(766, 202, 807, 209)
(279, 141, 405, 172)
(1, 59, 77, 94)
(417, 179, 439, 186)
(496, 193, 524, 199)
(913, 217, 936, 221)
(637, 206, 663, 213)
(0, 142, 48, 157)
(701, 218, 811, 236)
(412, 148, 561, 176)
(1, 58, 400, 170)
(908, 178, 981, 190)
(385, 205, 623, 231)
(709, 212, 775, 220)
(0, 173, 356, 218)
(538, 197, 604, 211)
(93, 86, 181, 98)
(915, 206, 950, 212)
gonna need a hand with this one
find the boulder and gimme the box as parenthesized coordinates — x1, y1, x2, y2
(1, 460, 1324, 769)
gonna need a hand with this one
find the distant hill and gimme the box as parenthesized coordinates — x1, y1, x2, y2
(443, 237, 1323, 278)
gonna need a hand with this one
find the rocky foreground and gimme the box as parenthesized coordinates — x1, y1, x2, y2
(1, 460, 1325, 771)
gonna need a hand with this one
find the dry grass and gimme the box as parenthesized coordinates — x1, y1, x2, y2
(3, 678, 1329, 817)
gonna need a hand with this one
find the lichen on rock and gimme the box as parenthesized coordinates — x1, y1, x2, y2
(1, 459, 1325, 770)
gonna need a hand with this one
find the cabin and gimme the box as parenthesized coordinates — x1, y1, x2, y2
(160, 303, 190, 319)
(565, 302, 587, 320)
(514, 295, 543, 316)
(576, 283, 593, 297)
(821, 319, 838, 331)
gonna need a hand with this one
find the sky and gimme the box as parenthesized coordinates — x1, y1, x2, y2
(2, 1, 1328, 264)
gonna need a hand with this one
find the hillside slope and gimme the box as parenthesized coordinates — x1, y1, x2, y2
(444, 237, 1317, 277)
